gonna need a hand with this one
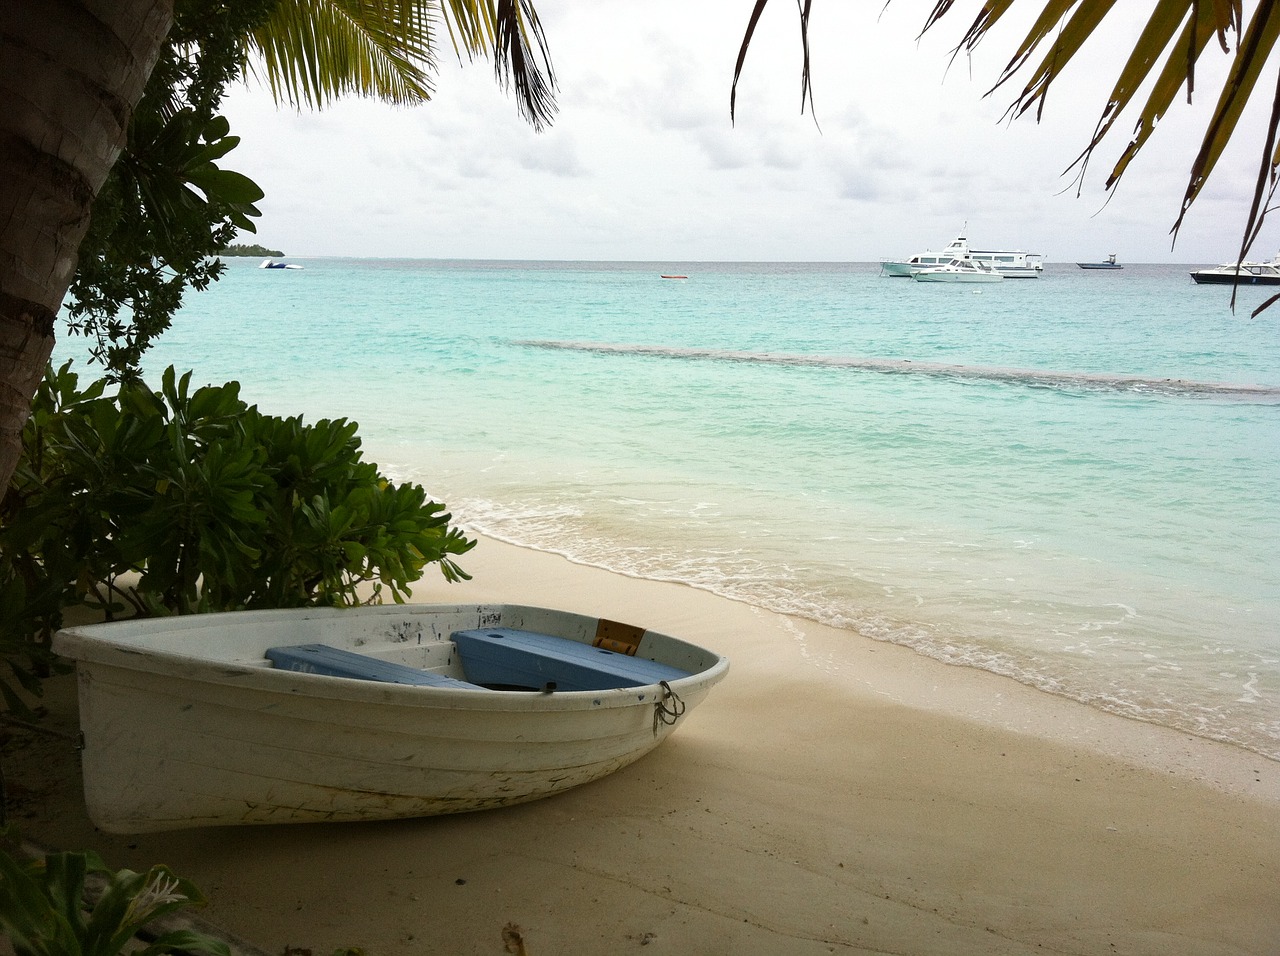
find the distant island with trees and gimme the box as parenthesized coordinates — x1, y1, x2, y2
(220, 242, 285, 257)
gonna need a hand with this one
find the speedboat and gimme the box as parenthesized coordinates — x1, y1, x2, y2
(259, 258, 303, 270)
(1189, 255, 1280, 285)
(1078, 254, 1122, 270)
(911, 258, 1005, 283)
(883, 231, 1042, 278)
(52, 603, 728, 833)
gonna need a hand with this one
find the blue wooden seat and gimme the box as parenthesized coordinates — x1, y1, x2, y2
(266, 643, 480, 689)
(450, 627, 691, 692)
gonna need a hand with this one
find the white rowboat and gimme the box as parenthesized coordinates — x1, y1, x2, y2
(52, 604, 729, 833)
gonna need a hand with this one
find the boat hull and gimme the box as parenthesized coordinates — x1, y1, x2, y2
(53, 604, 728, 833)
(911, 270, 1003, 284)
(1190, 270, 1280, 285)
(884, 259, 1036, 279)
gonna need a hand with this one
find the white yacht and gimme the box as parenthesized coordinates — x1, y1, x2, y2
(1189, 255, 1280, 285)
(882, 232, 1043, 278)
(911, 258, 1005, 283)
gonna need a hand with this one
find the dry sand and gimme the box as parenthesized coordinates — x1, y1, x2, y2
(5, 535, 1279, 955)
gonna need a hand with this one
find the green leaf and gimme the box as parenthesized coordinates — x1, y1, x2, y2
(185, 167, 266, 206)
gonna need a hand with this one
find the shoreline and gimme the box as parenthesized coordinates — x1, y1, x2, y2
(6, 533, 1279, 955)
(457, 534, 1280, 796)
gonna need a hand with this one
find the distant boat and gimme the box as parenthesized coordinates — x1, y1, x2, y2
(911, 258, 1004, 283)
(882, 229, 1043, 278)
(1190, 255, 1280, 285)
(52, 603, 729, 833)
(260, 258, 303, 270)
(1078, 254, 1122, 270)
(660, 274, 688, 279)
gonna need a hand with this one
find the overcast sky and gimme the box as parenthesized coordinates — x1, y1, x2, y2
(222, 1, 1280, 263)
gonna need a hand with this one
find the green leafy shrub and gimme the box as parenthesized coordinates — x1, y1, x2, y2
(0, 362, 474, 706)
(0, 838, 228, 956)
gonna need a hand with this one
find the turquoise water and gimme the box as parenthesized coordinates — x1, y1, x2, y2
(59, 259, 1280, 759)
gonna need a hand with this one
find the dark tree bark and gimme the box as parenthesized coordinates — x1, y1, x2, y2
(0, 0, 173, 490)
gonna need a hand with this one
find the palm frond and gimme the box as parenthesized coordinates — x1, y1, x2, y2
(440, 0, 492, 51)
(998, 1, 1120, 122)
(731, 0, 818, 124)
(731, 0, 774, 123)
(733, 0, 1280, 269)
(246, 0, 439, 108)
(437, 0, 557, 129)
(1097, 4, 1220, 189)
(1237, 65, 1280, 312)
(1064, 2, 1216, 192)
(492, 0, 557, 131)
(246, 0, 557, 128)
(798, 0, 816, 119)
(943, 0, 1074, 84)
(1173, 1, 1280, 236)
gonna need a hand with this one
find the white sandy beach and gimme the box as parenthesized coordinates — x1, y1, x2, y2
(7, 534, 1280, 955)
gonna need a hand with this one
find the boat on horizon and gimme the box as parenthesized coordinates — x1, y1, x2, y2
(882, 231, 1043, 278)
(259, 258, 303, 270)
(910, 258, 1005, 283)
(1189, 255, 1280, 285)
(52, 603, 729, 833)
(1078, 254, 1122, 270)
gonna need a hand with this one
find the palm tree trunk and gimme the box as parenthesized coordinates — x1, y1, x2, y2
(0, 0, 173, 492)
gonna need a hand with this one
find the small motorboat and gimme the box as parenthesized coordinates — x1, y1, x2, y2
(910, 258, 1004, 283)
(52, 603, 729, 833)
(259, 258, 303, 270)
(660, 274, 688, 279)
(1077, 254, 1122, 270)
(1190, 255, 1280, 285)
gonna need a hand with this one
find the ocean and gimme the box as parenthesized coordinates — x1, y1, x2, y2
(57, 258, 1280, 761)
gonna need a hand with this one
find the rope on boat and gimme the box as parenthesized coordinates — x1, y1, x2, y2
(653, 681, 685, 734)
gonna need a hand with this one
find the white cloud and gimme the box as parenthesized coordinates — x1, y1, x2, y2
(221, 0, 1280, 263)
